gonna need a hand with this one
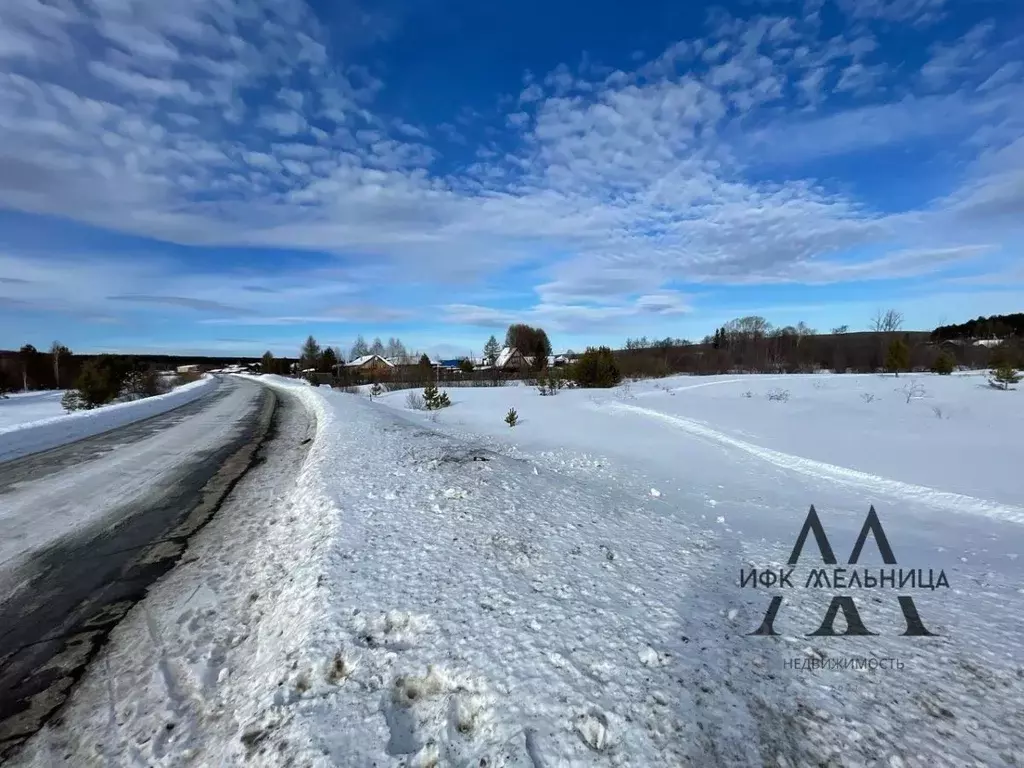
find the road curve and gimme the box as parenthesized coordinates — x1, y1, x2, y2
(0, 376, 274, 757)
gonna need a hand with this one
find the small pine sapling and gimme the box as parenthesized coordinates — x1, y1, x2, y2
(61, 389, 87, 412)
(989, 362, 1021, 391)
(423, 382, 451, 409)
(504, 407, 518, 427)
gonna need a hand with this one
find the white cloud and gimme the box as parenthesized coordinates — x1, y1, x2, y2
(0, 0, 1018, 331)
(257, 110, 308, 135)
(834, 62, 887, 94)
(519, 83, 543, 103)
(920, 21, 994, 89)
(836, 0, 947, 25)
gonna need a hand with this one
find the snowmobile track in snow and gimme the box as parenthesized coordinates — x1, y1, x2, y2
(605, 401, 1024, 524)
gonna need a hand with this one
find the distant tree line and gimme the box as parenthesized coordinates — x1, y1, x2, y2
(614, 310, 1022, 379)
(0, 345, 269, 394)
(930, 313, 1024, 342)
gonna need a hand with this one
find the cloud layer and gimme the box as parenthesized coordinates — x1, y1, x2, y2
(0, 0, 1021, 339)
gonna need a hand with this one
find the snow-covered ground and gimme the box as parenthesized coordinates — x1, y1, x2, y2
(15, 372, 1024, 767)
(0, 391, 65, 430)
(0, 376, 216, 463)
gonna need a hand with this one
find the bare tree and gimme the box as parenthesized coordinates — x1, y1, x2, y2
(871, 309, 904, 334)
(50, 340, 69, 388)
(19, 344, 37, 391)
(350, 335, 369, 360)
(385, 337, 407, 363)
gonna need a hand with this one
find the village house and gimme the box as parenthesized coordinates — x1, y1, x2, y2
(493, 346, 529, 372)
(343, 354, 395, 375)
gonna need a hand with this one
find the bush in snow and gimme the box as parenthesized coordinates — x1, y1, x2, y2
(573, 346, 621, 388)
(897, 380, 926, 403)
(504, 407, 519, 427)
(119, 369, 165, 401)
(742, 390, 753, 398)
(537, 370, 566, 396)
(860, 392, 876, 403)
(405, 391, 425, 410)
(369, 382, 384, 398)
(989, 363, 1021, 391)
(61, 389, 89, 412)
(766, 388, 790, 402)
(931, 351, 955, 375)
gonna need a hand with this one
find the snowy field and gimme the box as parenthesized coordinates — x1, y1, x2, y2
(15, 372, 1024, 767)
(0, 376, 216, 462)
(0, 391, 65, 430)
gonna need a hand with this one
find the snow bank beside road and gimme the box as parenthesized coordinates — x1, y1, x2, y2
(233, 375, 1024, 768)
(231, 377, 736, 766)
(0, 376, 217, 463)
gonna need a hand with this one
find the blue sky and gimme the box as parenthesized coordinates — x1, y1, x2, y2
(0, 0, 1021, 359)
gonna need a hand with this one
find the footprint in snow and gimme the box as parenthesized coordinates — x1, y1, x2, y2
(575, 708, 616, 752)
(354, 610, 430, 651)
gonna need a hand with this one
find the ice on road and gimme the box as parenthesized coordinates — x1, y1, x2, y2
(0, 377, 269, 755)
(0, 378, 259, 592)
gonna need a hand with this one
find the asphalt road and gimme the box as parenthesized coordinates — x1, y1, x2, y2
(0, 376, 274, 756)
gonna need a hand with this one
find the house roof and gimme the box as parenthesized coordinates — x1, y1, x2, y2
(346, 354, 395, 367)
(494, 346, 521, 368)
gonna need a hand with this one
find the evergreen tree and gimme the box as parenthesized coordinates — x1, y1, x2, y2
(422, 382, 451, 409)
(573, 347, 622, 388)
(321, 346, 338, 373)
(483, 335, 501, 365)
(300, 335, 322, 372)
(989, 362, 1021, 390)
(261, 350, 275, 375)
(931, 351, 955, 375)
(885, 338, 910, 377)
